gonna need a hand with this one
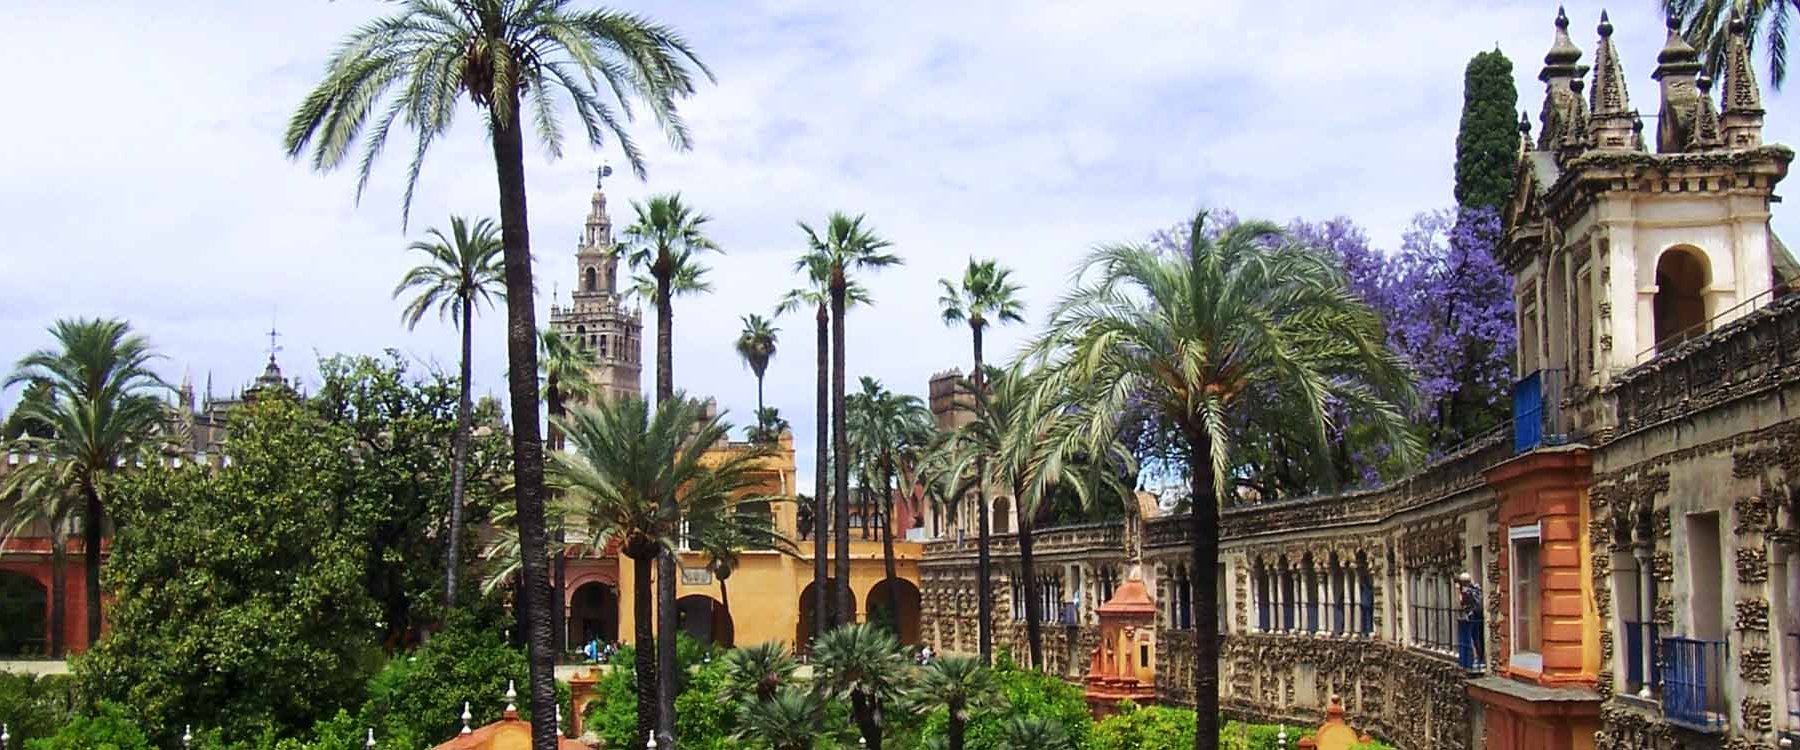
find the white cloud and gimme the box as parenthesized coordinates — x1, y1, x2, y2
(4, 0, 1799, 483)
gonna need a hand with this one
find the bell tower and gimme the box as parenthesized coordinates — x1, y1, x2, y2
(548, 165, 643, 406)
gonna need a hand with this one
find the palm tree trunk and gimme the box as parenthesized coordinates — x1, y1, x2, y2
(851, 691, 881, 750)
(445, 299, 475, 610)
(830, 281, 852, 628)
(654, 269, 678, 746)
(49, 533, 66, 657)
(971, 323, 993, 664)
(949, 714, 965, 750)
(1190, 434, 1220, 750)
(756, 373, 766, 420)
(554, 538, 568, 655)
(813, 304, 831, 638)
(487, 95, 558, 750)
(632, 553, 658, 750)
(82, 480, 101, 647)
(1019, 488, 1044, 670)
(880, 457, 901, 638)
(717, 573, 731, 647)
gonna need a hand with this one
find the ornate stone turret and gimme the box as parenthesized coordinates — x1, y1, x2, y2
(1721, 11, 1766, 148)
(1690, 74, 1726, 150)
(1586, 11, 1639, 151)
(1652, 13, 1703, 152)
(1537, 7, 1589, 153)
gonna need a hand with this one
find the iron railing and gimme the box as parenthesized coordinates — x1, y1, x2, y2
(1661, 636, 1728, 732)
(1623, 620, 1660, 696)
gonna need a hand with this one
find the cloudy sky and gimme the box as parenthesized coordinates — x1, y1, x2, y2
(4, 1, 1799, 480)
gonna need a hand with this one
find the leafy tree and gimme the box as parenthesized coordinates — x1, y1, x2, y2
(0, 673, 80, 747)
(908, 656, 1003, 750)
(775, 255, 870, 639)
(394, 215, 507, 610)
(796, 213, 902, 631)
(937, 257, 1024, 664)
(550, 394, 769, 750)
(811, 623, 909, 750)
(22, 702, 151, 750)
(1030, 212, 1420, 750)
(2, 380, 57, 440)
(354, 609, 543, 749)
(1453, 49, 1519, 214)
(5, 318, 166, 648)
(79, 392, 383, 746)
(621, 191, 721, 743)
(0, 452, 79, 656)
(735, 314, 780, 435)
(284, 3, 711, 745)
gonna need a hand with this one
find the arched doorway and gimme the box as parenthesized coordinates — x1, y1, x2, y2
(569, 582, 618, 650)
(795, 580, 842, 654)
(0, 570, 47, 657)
(866, 579, 922, 645)
(676, 594, 733, 648)
(1654, 247, 1710, 350)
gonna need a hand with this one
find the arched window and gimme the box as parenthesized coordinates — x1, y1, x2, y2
(992, 498, 1012, 535)
(584, 266, 598, 292)
(1653, 247, 1710, 350)
(1278, 555, 1295, 630)
(1301, 552, 1318, 632)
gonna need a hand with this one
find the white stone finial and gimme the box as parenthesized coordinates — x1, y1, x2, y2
(1276, 725, 1288, 750)
(647, 731, 659, 749)
(3, 723, 10, 747)
(461, 701, 473, 735)
(859, 737, 867, 748)
(555, 705, 563, 733)
(365, 727, 377, 749)
(182, 724, 193, 749)
(505, 680, 518, 712)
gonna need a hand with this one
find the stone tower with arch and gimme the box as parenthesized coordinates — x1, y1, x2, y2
(548, 167, 642, 406)
(1502, 8, 1797, 435)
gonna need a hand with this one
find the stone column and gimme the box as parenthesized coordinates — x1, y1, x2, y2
(1634, 541, 1654, 698)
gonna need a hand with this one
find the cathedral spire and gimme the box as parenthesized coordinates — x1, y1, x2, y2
(1721, 10, 1765, 148)
(1587, 10, 1638, 151)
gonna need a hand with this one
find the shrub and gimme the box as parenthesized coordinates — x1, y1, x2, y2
(1089, 702, 1195, 750)
(919, 661, 1089, 750)
(23, 701, 153, 750)
(354, 609, 553, 748)
(0, 672, 81, 747)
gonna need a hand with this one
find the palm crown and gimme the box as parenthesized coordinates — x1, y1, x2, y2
(939, 258, 1025, 333)
(735, 314, 779, 379)
(282, 0, 711, 224)
(394, 216, 507, 330)
(624, 193, 720, 304)
(5, 319, 168, 484)
(540, 328, 600, 403)
(796, 212, 901, 290)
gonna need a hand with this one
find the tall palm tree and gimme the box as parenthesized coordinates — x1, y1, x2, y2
(796, 213, 901, 629)
(540, 327, 599, 654)
(0, 450, 81, 657)
(735, 314, 780, 437)
(748, 407, 789, 444)
(812, 623, 909, 750)
(621, 191, 720, 742)
(6, 319, 166, 648)
(284, 5, 710, 746)
(1030, 212, 1420, 750)
(943, 365, 1124, 669)
(775, 259, 869, 638)
(909, 656, 1004, 750)
(938, 258, 1024, 664)
(394, 215, 506, 610)
(1666, 0, 1794, 88)
(550, 393, 767, 750)
(845, 377, 931, 633)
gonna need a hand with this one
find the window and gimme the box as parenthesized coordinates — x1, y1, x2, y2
(584, 266, 598, 292)
(1510, 524, 1543, 670)
(1653, 247, 1710, 351)
(1408, 569, 1456, 652)
(1355, 551, 1375, 635)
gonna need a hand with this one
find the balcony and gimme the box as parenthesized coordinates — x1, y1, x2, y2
(1661, 636, 1727, 732)
(1512, 368, 1568, 454)
(1622, 620, 1660, 697)
(1456, 618, 1486, 674)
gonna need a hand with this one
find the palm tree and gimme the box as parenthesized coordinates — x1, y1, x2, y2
(796, 213, 902, 629)
(540, 328, 599, 654)
(689, 495, 797, 646)
(775, 258, 869, 638)
(621, 191, 720, 741)
(735, 314, 780, 434)
(722, 640, 798, 704)
(845, 377, 931, 633)
(1666, 0, 1794, 88)
(812, 623, 909, 750)
(394, 215, 505, 610)
(943, 366, 1124, 669)
(0, 451, 81, 657)
(938, 258, 1024, 664)
(748, 407, 789, 444)
(909, 656, 1003, 750)
(6, 319, 167, 648)
(998, 716, 1075, 750)
(550, 393, 765, 750)
(1030, 212, 1420, 750)
(285, 5, 711, 746)
(736, 686, 829, 750)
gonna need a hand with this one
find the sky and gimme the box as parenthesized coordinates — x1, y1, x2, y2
(4, 1, 1800, 482)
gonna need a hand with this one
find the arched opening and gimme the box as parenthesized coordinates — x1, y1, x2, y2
(993, 497, 1012, 535)
(795, 580, 840, 654)
(584, 266, 598, 292)
(0, 570, 47, 657)
(1653, 247, 1711, 350)
(866, 579, 922, 645)
(574, 325, 587, 351)
(676, 594, 733, 648)
(569, 581, 618, 650)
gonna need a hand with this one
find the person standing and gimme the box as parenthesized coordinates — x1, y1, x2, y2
(1457, 572, 1485, 670)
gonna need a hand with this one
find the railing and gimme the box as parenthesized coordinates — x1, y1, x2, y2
(1512, 368, 1567, 454)
(1661, 636, 1728, 732)
(1410, 602, 1457, 654)
(1633, 283, 1792, 365)
(1623, 620, 1660, 696)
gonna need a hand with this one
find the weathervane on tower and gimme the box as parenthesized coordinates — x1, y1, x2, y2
(596, 163, 613, 188)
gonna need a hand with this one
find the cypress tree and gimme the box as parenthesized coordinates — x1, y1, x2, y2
(1454, 49, 1521, 213)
